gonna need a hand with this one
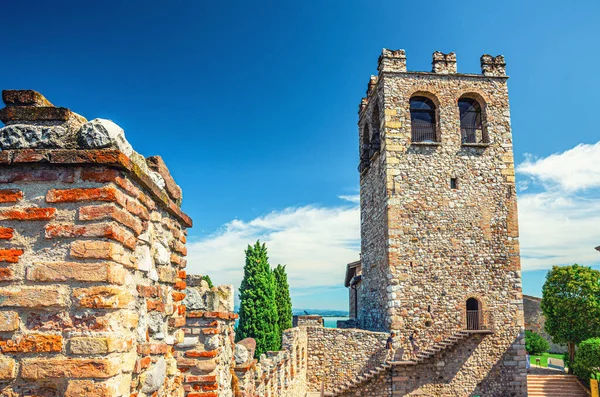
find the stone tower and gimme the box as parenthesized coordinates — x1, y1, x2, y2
(356, 50, 527, 395)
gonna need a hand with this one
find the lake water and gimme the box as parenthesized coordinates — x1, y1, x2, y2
(323, 317, 349, 328)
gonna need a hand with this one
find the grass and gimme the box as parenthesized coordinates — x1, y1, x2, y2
(529, 352, 565, 367)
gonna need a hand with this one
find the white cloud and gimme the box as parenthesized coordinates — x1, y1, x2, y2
(187, 141, 600, 309)
(517, 142, 600, 192)
(186, 204, 360, 303)
(517, 141, 600, 271)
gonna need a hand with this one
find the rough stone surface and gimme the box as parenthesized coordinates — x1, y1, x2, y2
(141, 357, 166, 393)
(234, 343, 250, 365)
(350, 48, 527, 396)
(0, 124, 76, 149)
(78, 118, 134, 156)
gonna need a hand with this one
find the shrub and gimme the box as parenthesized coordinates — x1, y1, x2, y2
(525, 330, 550, 355)
(573, 337, 600, 380)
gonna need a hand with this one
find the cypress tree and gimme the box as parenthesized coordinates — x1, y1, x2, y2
(236, 241, 279, 357)
(273, 264, 293, 349)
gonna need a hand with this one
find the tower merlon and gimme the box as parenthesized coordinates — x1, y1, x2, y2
(377, 49, 407, 73)
(432, 51, 457, 74)
(480, 54, 506, 77)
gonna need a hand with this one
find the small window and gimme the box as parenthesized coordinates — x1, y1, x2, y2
(450, 178, 458, 189)
(459, 98, 485, 144)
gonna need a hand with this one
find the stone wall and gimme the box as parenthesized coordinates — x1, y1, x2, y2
(0, 90, 191, 397)
(293, 315, 323, 327)
(339, 333, 525, 397)
(234, 326, 308, 397)
(523, 294, 566, 353)
(305, 324, 389, 392)
(176, 277, 237, 397)
(354, 50, 527, 395)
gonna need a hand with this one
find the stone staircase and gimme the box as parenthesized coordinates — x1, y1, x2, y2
(329, 331, 472, 396)
(527, 375, 589, 397)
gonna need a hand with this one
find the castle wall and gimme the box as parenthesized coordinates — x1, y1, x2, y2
(358, 89, 390, 332)
(339, 333, 527, 397)
(0, 158, 189, 397)
(354, 51, 527, 395)
(234, 326, 308, 397)
(305, 325, 388, 392)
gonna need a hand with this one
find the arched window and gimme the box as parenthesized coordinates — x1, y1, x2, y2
(459, 98, 485, 144)
(359, 124, 370, 172)
(410, 96, 437, 143)
(370, 104, 381, 157)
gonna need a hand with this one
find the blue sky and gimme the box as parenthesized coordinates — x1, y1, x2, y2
(1, 0, 599, 310)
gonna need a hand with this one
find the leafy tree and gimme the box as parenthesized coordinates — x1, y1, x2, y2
(202, 275, 214, 288)
(273, 264, 293, 349)
(236, 241, 279, 357)
(573, 338, 600, 380)
(541, 264, 600, 373)
(525, 330, 550, 355)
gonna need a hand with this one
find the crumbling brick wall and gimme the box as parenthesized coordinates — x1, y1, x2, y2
(0, 90, 190, 397)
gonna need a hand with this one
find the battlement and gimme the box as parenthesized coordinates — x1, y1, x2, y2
(360, 49, 507, 116)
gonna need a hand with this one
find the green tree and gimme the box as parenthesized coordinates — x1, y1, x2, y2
(573, 338, 600, 380)
(541, 264, 600, 373)
(236, 241, 279, 357)
(273, 264, 293, 349)
(525, 330, 550, 355)
(201, 275, 214, 288)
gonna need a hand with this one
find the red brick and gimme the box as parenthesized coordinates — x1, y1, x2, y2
(114, 175, 157, 211)
(172, 292, 185, 302)
(171, 239, 187, 256)
(79, 204, 144, 235)
(134, 356, 152, 373)
(46, 187, 124, 205)
(137, 343, 169, 355)
(0, 249, 23, 263)
(0, 334, 62, 353)
(177, 270, 186, 279)
(185, 374, 217, 383)
(12, 150, 48, 163)
(0, 267, 14, 280)
(184, 350, 219, 358)
(0, 207, 56, 221)
(70, 240, 135, 268)
(201, 328, 221, 335)
(80, 167, 120, 183)
(0, 286, 68, 308)
(0, 227, 14, 239)
(174, 280, 186, 291)
(169, 317, 186, 328)
(20, 358, 120, 379)
(177, 305, 186, 315)
(46, 223, 136, 250)
(0, 189, 23, 203)
(136, 285, 159, 298)
(27, 261, 126, 285)
(0, 168, 75, 183)
(187, 393, 218, 397)
(72, 286, 134, 309)
(146, 299, 165, 312)
(65, 379, 118, 397)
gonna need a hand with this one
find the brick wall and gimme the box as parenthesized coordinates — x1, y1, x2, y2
(0, 91, 191, 397)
